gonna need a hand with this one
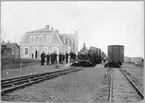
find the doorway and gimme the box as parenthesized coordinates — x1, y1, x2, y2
(35, 50, 37, 58)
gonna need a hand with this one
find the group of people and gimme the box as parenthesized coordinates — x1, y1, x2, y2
(40, 50, 77, 66)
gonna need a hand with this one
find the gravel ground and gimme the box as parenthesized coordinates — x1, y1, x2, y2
(2, 64, 110, 102)
(112, 68, 142, 102)
(2, 63, 72, 79)
(122, 63, 144, 93)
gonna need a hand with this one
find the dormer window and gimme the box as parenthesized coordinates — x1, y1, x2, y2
(63, 37, 66, 43)
(66, 38, 68, 44)
(30, 35, 36, 43)
(46, 35, 52, 43)
(69, 40, 72, 45)
(38, 35, 43, 43)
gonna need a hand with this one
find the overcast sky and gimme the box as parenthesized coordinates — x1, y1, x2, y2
(1, 1, 144, 58)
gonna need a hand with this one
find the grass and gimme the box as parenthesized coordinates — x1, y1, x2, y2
(1, 58, 40, 70)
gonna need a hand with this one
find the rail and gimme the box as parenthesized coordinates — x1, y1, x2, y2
(1, 67, 82, 95)
(108, 67, 144, 102)
(119, 68, 144, 99)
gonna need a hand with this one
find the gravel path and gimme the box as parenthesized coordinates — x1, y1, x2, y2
(122, 63, 144, 93)
(2, 64, 110, 102)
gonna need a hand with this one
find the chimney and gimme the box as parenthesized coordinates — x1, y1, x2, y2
(55, 30, 59, 33)
(51, 27, 54, 31)
(45, 25, 50, 30)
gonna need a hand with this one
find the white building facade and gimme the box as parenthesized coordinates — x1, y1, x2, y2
(19, 25, 78, 59)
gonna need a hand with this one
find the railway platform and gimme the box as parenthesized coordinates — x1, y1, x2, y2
(1, 63, 72, 80)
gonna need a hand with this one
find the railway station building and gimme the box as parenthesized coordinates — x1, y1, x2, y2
(19, 25, 78, 59)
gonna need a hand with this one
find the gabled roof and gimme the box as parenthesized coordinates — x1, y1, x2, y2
(1, 43, 20, 49)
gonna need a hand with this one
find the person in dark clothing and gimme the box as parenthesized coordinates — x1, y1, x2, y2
(73, 53, 76, 61)
(62, 52, 65, 64)
(41, 51, 45, 66)
(59, 51, 62, 64)
(70, 50, 73, 63)
(46, 52, 50, 65)
(50, 53, 54, 65)
(65, 51, 69, 63)
(54, 51, 57, 64)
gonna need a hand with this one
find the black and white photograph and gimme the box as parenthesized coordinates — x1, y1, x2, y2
(1, 1, 144, 102)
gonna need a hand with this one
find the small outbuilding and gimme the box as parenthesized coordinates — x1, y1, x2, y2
(1, 41, 20, 59)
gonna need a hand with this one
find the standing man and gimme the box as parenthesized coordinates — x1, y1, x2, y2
(46, 52, 50, 65)
(65, 51, 69, 63)
(54, 51, 57, 64)
(73, 53, 76, 61)
(50, 52, 54, 65)
(70, 50, 73, 63)
(41, 51, 45, 66)
(62, 52, 65, 64)
(59, 51, 62, 64)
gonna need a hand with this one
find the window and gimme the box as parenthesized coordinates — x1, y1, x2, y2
(46, 35, 52, 43)
(30, 35, 35, 43)
(69, 40, 72, 45)
(68, 39, 70, 45)
(66, 38, 68, 44)
(11, 49, 14, 55)
(38, 35, 43, 43)
(63, 37, 65, 43)
(24, 48, 29, 55)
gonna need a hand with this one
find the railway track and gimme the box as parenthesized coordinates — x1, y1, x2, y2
(1, 67, 82, 96)
(108, 68, 144, 102)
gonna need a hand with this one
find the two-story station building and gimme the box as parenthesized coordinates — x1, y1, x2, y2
(19, 25, 78, 59)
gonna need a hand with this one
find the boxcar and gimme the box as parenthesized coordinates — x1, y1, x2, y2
(108, 45, 124, 65)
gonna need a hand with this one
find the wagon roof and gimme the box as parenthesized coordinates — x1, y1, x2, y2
(108, 45, 124, 47)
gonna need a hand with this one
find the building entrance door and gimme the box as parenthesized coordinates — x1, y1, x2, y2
(35, 50, 38, 58)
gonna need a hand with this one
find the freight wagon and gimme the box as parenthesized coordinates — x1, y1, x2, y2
(105, 45, 124, 67)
